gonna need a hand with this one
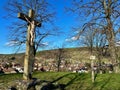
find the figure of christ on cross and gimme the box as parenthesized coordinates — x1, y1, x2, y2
(30, 20, 35, 45)
(18, 9, 41, 80)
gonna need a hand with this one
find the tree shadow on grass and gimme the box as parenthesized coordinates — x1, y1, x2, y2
(99, 75, 112, 90)
(0, 73, 85, 90)
(39, 73, 88, 90)
(86, 74, 112, 90)
(40, 73, 89, 90)
(26, 73, 114, 90)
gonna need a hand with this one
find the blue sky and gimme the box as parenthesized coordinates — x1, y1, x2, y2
(0, 0, 79, 54)
(0, 0, 14, 54)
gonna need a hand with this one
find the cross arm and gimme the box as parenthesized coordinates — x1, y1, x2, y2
(18, 13, 41, 27)
(18, 13, 31, 22)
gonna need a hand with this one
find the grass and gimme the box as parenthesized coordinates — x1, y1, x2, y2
(0, 72, 120, 90)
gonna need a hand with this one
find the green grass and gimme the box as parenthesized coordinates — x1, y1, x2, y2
(0, 72, 120, 90)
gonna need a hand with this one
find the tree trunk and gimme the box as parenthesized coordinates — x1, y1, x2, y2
(103, 0, 119, 73)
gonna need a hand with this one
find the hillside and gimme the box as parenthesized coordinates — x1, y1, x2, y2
(0, 47, 91, 64)
(36, 47, 91, 62)
(0, 47, 115, 67)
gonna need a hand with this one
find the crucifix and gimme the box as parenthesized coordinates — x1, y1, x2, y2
(18, 9, 41, 80)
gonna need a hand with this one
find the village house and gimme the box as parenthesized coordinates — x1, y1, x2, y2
(0, 62, 23, 74)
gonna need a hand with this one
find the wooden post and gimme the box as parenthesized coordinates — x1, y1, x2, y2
(18, 9, 41, 80)
(90, 55, 95, 83)
(91, 59, 95, 82)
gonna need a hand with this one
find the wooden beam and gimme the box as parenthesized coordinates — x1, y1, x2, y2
(35, 21, 41, 27)
(18, 13, 41, 27)
(18, 13, 31, 22)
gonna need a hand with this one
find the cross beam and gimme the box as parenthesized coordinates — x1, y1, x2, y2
(18, 11, 41, 27)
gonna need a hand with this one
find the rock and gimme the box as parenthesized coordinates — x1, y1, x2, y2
(7, 79, 65, 90)
(8, 86, 17, 90)
(7, 79, 39, 90)
(40, 81, 65, 90)
(27, 78, 41, 90)
(40, 82, 56, 90)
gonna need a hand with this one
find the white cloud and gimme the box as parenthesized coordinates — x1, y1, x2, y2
(42, 42, 48, 46)
(40, 42, 49, 46)
(65, 36, 79, 42)
(5, 41, 19, 46)
(116, 41, 120, 46)
(71, 36, 78, 40)
(75, 31, 79, 34)
(65, 39, 71, 42)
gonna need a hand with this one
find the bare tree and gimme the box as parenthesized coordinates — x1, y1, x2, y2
(5, 0, 57, 79)
(55, 48, 64, 72)
(5, 0, 56, 51)
(53, 44, 67, 72)
(69, 0, 120, 73)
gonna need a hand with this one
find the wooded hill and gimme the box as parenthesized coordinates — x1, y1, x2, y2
(1, 47, 120, 66)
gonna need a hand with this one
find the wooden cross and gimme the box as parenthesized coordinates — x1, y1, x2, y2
(18, 9, 41, 80)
